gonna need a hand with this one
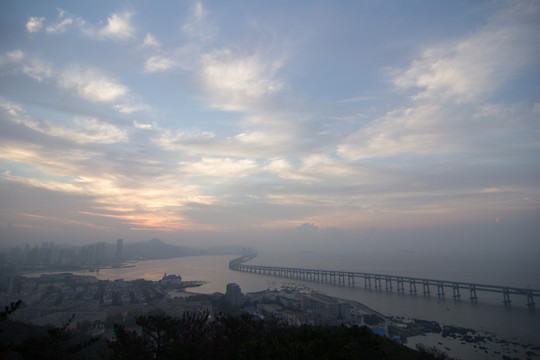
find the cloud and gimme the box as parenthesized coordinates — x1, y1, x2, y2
(22, 58, 53, 82)
(0, 51, 148, 113)
(28, 9, 135, 42)
(192, 1, 206, 21)
(299, 154, 369, 181)
(47, 118, 129, 144)
(0, 120, 215, 232)
(201, 48, 283, 111)
(340, 3, 540, 161)
(0, 50, 24, 65)
(153, 124, 302, 159)
(154, 128, 216, 152)
(113, 102, 150, 114)
(182, 1, 215, 40)
(26, 17, 45, 33)
(0, 50, 52, 82)
(234, 129, 294, 154)
(11, 211, 114, 231)
(145, 55, 176, 73)
(46, 16, 74, 34)
(7, 1, 538, 236)
(1, 166, 206, 232)
(338, 101, 539, 162)
(392, 3, 539, 102)
(59, 65, 128, 102)
(263, 158, 308, 181)
(3, 172, 85, 194)
(133, 120, 156, 130)
(142, 33, 160, 47)
(1, 99, 128, 144)
(482, 187, 502, 194)
(99, 11, 134, 40)
(136, 3, 285, 115)
(180, 157, 259, 178)
(139, 2, 215, 75)
(0, 100, 24, 117)
(338, 104, 458, 160)
(0, 141, 95, 177)
(58, 65, 151, 113)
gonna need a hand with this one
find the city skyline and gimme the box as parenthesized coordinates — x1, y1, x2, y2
(0, 1, 539, 252)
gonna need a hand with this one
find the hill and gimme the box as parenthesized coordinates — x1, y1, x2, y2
(122, 238, 244, 260)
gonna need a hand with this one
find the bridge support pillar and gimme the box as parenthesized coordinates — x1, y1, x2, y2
(437, 282, 445, 297)
(527, 291, 535, 309)
(409, 280, 417, 294)
(452, 284, 461, 299)
(364, 276, 371, 288)
(397, 278, 404, 293)
(422, 280, 430, 296)
(469, 285, 478, 302)
(503, 288, 511, 305)
(385, 276, 392, 291)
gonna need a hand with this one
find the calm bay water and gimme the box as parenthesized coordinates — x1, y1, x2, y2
(27, 252, 540, 359)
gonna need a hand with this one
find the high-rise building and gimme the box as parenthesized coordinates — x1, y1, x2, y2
(39, 242, 51, 266)
(97, 242, 106, 262)
(116, 239, 123, 262)
(225, 283, 242, 307)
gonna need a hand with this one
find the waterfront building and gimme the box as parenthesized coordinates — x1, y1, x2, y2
(301, 292, 353, 322)
(160, 273, 183, 287)
(226, 283, 242, 307)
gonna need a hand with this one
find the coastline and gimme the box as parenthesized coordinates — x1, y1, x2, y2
(7, 254, 539, 359)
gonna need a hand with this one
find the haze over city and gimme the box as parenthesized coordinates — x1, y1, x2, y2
(0, 0, 539, 260)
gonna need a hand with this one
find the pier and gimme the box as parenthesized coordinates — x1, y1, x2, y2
(230, 254, 538, 308)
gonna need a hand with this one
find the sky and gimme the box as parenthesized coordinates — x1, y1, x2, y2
(0, 1, 539, 254)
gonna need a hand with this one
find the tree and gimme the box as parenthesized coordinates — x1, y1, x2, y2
(1, 307, 101, 360)
(0, 300, 22, 356)
(107, 323, 151, 360)
(416, 344, 456, 360)
(0, 300, 21, 321)
(107, 312, 449, 360)
(12, 315, 101, 360)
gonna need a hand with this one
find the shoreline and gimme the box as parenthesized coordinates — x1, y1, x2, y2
(4, 268, 539, 359)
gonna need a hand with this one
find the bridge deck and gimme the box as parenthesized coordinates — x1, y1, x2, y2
(230, 257, 538, 307)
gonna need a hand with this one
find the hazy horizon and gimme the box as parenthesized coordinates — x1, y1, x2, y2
(1, 1, 539, 262)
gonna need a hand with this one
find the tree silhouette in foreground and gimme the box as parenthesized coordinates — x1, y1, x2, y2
(108, 313, 454, 360)
(1, 303, 453, 360)
(0, 301, 100, 360)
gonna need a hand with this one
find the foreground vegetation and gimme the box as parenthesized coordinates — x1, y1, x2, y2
(1, 301, 453, 359)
